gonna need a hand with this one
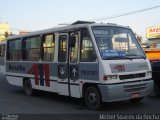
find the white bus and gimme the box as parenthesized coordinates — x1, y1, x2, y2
(6, 21, 153, 110)
(0, 41, 6, 75)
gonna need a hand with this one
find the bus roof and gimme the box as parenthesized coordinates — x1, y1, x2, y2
(8, 21, 130, 40)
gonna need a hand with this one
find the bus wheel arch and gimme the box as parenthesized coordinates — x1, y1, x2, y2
(82, 83, 102, 110)
(23, 78, 33, 96)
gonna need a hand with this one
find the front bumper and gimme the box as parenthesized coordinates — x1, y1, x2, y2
(98, 79, 153, 102)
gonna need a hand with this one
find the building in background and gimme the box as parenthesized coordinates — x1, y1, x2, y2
(144, 25, 160, 61)
(0, 22, 10, 41)
(146, 25, 160, 48)
(19, 31, 30, 35)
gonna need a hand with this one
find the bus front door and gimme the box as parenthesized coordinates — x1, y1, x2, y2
(57, 32, 81, 98)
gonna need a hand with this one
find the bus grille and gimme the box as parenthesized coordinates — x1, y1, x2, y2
(119, 73, 145, 80)
(123, 83, 147, 92)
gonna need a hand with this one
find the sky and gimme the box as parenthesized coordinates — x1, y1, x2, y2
(0, 0, 160, 39)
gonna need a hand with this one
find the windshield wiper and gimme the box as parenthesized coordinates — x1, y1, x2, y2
(126, 54, 146, 59)
(103, 56, 133, 60)
(103, 54, 146, 60)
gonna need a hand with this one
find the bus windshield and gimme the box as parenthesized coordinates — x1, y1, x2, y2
(92, 26, 146, 60)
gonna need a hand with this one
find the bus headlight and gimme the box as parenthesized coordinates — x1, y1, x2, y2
(103, 75, 118, 81)
(146, 71, 152, 76)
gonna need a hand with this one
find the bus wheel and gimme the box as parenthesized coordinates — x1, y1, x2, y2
(24, 80, 33, 96)
(130, 97, 144, 103)
(84, 86, 102, 110)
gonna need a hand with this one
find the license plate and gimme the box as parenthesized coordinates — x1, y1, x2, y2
(131, 92, 140, 98)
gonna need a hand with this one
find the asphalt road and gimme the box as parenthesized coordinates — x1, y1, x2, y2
(0, 75, 160, 120)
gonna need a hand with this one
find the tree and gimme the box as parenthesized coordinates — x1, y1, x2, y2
(137, 35, 142, 43)
(4, 31, 9, 39)
(135, 33, 142, 43)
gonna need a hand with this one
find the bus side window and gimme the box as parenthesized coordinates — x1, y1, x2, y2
(7, 39, 21, 61)
(58, 35, 67, 62)
(80, 29, 97, 62)
(42, 34, 55, 61)
(24, 36, 41, 61)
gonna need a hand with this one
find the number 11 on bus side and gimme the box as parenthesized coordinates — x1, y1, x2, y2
(6, 21, 153, 110)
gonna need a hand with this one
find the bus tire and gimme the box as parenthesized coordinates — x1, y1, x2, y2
(24, 79, 33, 96)
(130, 97, 144, 103)
(84, 86, 102, 110)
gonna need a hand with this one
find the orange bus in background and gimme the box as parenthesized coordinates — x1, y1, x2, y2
(145, 26, 160, 62)
(144, 48, 160, 62)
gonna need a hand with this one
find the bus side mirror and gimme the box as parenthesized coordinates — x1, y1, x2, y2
(69, 36, 76, 47)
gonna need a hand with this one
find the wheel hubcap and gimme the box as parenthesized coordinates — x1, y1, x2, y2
(88, 92, 97, 104)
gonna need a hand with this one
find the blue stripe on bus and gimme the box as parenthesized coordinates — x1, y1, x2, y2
(39, 64, 44, 86)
